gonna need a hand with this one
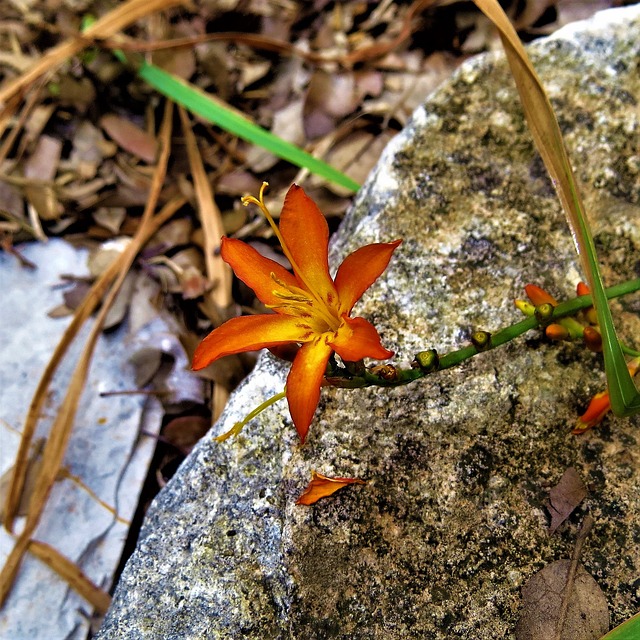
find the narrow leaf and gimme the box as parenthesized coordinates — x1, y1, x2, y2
(599, 612, 640, 640)
(126, 56, 360, 193)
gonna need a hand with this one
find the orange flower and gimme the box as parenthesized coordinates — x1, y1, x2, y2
(192, 184, 401, 442)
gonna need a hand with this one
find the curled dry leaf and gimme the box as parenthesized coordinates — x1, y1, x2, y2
(296, 471, 366, 506)
(547, 467, 587, 534)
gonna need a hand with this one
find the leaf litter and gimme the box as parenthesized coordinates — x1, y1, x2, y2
(0, 0, 625, 633)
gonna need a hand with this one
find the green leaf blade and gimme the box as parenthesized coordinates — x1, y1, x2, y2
(135, 61, 360, 193)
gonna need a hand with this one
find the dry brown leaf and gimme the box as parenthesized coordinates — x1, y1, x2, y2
(323, 129, 396, 197)
(103, 269, 137, 330)
(69, 121, 114, 180)
(162, 415, 210, 454)
(547, 467, 587, 534)
(55, 76, 97, 112)
(149, 217, 193, 250)
(93, 207, 127, 234)
(516, 560, 609, 640)
(296, 471, 366, 505)
(62, 280, 92, 312)
(87, 237, 131, 278)
(152, 47, 196, 80)
(99, 114, 158, 164)
(23, 134, 63, 220)
(245, 99, 306, 172)
(129, 347, 164, 387)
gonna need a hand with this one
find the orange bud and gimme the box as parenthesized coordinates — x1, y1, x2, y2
(583, 326, 602, 352)
(525, 284, 558, 306)
(576, 282, 591, 297)
(545, 324, 569, 340)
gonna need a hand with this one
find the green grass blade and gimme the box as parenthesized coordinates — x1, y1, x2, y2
(129, 56, 359, 193)
(473, 0, 640, 417)
(599, 611, 640, 640)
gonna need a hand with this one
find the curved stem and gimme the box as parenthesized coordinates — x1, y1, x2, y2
(327, 277, 640, 389)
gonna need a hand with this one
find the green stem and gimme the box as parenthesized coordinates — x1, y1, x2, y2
(328, 277, 640, 389)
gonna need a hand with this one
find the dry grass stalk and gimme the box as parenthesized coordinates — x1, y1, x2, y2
(178, 106, 234, 421)
(178, 105, 232, 314)
(28, 539, 112, 615)
(0, 0, 185, 112)
(0, 101, 182, 607)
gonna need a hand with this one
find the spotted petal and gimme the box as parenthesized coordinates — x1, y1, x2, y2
(221, 237, 298, 307)
(279, 185, 338, 304)
(286, 337, 333, 442)
(334, 240, 401, 314)
(192, 314, 314, 370)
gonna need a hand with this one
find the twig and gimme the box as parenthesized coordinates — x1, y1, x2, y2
(554, 515, 594, 640)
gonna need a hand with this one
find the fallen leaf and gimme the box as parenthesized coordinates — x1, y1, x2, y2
(296, 471, 366, 505)
(162, 415, 211, 454)
(515, 560, 609, 640)
(129, 347, 163, 387)
(93, 207, 126, 234)
(23, 135, 63, 220)
(62, 281, 92, 311)
(547, 467, 587, 534)
(99, 114, 158, 163)
(87, 237, 131, 278)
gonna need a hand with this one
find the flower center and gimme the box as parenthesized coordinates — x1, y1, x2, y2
(268, 274, 340, 333)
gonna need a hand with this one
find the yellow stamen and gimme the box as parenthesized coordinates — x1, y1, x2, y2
(242, 183, 337, 325)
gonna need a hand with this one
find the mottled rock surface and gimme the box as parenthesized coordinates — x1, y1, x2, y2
(98, 7, 640, 639)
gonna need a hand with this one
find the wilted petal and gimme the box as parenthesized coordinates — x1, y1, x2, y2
(192, 314, 313, 370)
(330, 315, 393, 362)
(296, 471, 366, 505)
(334, 240, 401, 314)
(286, 337, 333, 442)
(573, 391, 611, 434)
(279, 185, 337, 304)
(221, 237, 297, 307)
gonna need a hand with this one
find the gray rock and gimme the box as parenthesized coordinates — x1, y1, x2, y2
(97, 6, 640, 639)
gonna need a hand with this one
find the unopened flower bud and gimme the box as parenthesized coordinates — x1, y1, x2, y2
(413, 349, 439, 373)
(583, 326, 602, 352)
(471, 330, 492, 352)
(545, 324, 569, 341)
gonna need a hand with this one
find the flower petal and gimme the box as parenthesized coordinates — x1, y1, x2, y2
(329, 315, 394, 362)
(279, 185, 337, 304)
(286, 337, 333, 442)
(221, 237, 298, 307)
(296, 471, 366, 505)
(334, 240, 401, 314)
(573, 391, 610, 434)
(192, 314, 314, 370)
